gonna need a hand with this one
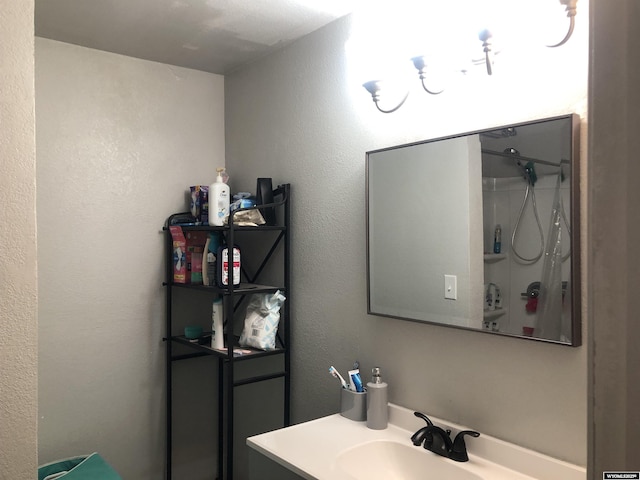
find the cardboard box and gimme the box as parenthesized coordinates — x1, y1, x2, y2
(188, 251, 203, 284)
(184, 230, 208, 284)
(169, 226, 187, 283)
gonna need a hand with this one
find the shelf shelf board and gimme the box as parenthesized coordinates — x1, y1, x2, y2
(483, 308, 507, 319)
(168, 282, 284, 295)
(483, 253, 507, 263)
(170, 334, 286, 362)
(173, 224, 286, 232)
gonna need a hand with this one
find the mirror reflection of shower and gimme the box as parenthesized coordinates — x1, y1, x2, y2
(481, 118, 572, 342)
(503, 147, 546, 264)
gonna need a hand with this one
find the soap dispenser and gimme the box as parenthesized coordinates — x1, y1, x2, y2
(366, 367, 388, 430)
(209, 168, 230, 226)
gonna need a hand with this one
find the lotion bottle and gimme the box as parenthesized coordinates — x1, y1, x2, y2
(366, 367, 388, 430)
(209, 168, 230, 226)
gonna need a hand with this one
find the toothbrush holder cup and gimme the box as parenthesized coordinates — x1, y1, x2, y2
(340, 388, 367, 421)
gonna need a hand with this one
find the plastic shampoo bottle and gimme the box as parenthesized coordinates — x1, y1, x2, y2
(493, 224, 502, 254)
(211, 297, 224, 350)
(366, 367, 388, 430)
(209, 168, 230, 226)
(202, 232, 220, 286)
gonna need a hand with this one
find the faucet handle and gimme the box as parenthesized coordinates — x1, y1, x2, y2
(413, 411, 434, 426)
(450, 430, 480, 462)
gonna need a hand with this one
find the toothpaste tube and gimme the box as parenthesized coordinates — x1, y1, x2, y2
(349, 369, 365, 392)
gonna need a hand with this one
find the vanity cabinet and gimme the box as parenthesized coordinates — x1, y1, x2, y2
(163, 183, 291, 480)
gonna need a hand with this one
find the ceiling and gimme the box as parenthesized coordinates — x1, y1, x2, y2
(35, 0, 357, 74)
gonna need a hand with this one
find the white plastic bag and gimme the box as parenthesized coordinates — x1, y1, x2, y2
(239, 290, 286, 350)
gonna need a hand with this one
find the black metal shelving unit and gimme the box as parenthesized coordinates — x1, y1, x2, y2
(163, 184, 291, 480)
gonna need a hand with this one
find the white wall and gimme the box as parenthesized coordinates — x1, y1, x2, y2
(368, 136, 484, 328)
(226, 8, 589, 468)
(35, 38, 224, 478)
(0, 1, 38, 478)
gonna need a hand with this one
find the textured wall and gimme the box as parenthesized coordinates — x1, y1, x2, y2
(35, 38, 224, 478)
(0, 1, 38, 479)
(226, 9, 589, 467)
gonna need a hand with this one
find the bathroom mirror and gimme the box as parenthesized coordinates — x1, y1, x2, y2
(366, 114, 581, 346)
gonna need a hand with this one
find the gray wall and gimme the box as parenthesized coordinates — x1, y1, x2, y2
(226, 11, 588, 467)
(368, 136, 483, 328)
(35, 38, 225, 478)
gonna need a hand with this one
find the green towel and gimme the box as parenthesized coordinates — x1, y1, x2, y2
(38, 453, 121, 480)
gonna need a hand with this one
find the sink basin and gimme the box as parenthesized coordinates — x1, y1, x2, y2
(247, 404, 586, 480)
(336, 440, 482, 480)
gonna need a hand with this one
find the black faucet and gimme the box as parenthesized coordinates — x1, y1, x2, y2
(410, 411, 434, 447)
(410, 411, 480, 462)
(450, 430, 481, 462)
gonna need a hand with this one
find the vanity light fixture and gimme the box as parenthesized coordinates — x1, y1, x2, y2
(362, 80, 409, 113)
(362, 0, 578, 113)
(548, 0, 578, 47)
(410, 56, 444, 95)
(478, 29, 494, 76)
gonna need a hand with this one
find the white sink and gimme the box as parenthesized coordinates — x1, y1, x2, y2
(336, 440, 482, 480)
(247, 404, 586, 480)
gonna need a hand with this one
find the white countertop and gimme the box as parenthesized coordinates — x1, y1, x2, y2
(247, 404, 586, 480)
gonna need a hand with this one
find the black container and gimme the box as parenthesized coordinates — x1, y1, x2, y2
(256, 178, 276, 225)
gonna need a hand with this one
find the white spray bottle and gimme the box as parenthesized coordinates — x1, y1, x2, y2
(211, 297, 224, 350)
(209, 168, 230, 226)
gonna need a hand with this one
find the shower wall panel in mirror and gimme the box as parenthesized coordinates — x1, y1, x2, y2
(366, 114, 581, 346)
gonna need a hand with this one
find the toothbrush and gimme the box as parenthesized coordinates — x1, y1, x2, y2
(329, 366, 349, 389)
